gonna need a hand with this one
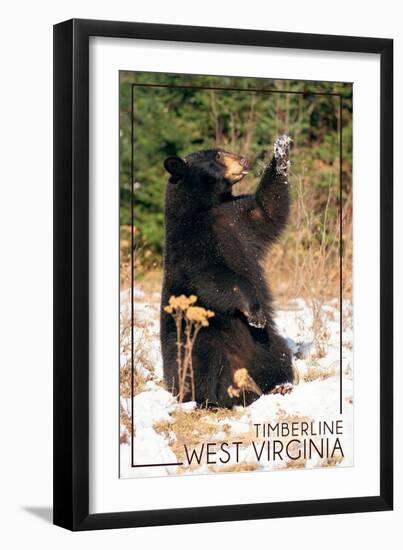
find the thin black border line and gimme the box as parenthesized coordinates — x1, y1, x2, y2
(126, 80, 344, 97)
(131, 462, 184, 468)
(128, 83, 184, 469)
(339, 94, 343, 415)
(127, 78, 346, 468)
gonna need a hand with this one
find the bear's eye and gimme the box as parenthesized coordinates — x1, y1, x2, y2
(216, 152, 222, 161)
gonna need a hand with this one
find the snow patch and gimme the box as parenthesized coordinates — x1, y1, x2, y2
(120, 289, 353, 478)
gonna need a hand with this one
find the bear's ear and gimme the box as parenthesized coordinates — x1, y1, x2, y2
(164, 156, 187, 183)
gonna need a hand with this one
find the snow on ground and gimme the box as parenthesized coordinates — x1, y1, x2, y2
(120, 288, 353, 478)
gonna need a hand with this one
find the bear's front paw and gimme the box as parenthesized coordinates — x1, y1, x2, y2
(269, 383, 293, 395)
(243, 306, 267, 329)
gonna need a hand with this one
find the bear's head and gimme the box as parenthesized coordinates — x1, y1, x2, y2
(164, 149, 249, 203)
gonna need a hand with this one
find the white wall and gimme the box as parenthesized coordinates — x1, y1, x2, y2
(0, 0, 400, 547)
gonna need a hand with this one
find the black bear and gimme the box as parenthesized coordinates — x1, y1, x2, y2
(160, 136, 294, 408)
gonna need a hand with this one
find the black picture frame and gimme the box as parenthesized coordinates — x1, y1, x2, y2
(53, 18, 393, 531)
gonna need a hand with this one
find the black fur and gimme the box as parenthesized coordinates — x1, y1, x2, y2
(160, 144, 293, 407)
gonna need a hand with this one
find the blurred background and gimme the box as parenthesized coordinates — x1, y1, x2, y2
(119, 71, 352, 307)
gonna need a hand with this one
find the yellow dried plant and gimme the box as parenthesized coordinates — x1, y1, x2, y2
(164, 295, 214, 402)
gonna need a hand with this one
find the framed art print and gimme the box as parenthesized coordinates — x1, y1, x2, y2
(53, 19, 393, 530)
